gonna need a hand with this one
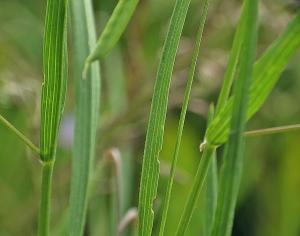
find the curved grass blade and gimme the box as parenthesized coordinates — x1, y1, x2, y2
(158, 1, 210, 235)
(69, 0, 101, 235)
(176, 0, 258, 234)
(0, 114, 40, 154)
(137, 0, 192, 235)
(210, 0, 258, 235)
(38, 0, 68, 235)
(83, 0, 139, 78)
(206, 10, 300, 145)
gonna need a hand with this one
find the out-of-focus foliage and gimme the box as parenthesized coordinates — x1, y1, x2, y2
(0, 0, 300, 235)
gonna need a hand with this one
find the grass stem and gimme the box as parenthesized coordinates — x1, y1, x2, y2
(245, 124, 300, 137)
(38, 161, 55, 236)
(0, 114, 40, 154)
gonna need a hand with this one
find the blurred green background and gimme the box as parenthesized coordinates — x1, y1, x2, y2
(0, 0, 300, 235)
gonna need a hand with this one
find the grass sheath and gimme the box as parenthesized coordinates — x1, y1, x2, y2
(158, 0, 210, 235)
(211, 0, 258, 235)
(69, 0, 101, 235)
(0, 114, 40, 154)
(137, 0, 192, 235)
(38, 0, 68, 235)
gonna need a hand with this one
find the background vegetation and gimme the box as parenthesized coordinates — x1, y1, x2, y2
(0, 0, 300, 235)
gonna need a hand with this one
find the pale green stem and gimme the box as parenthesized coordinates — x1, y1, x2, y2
(245, 124, 300, 137)
(0, 114, 40, 154)
(38, 161, 55, 236)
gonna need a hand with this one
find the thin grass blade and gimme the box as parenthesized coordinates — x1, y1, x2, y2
(69, 0, 101, 235)
(206, 11, 300, 145)
(137, 0, 192, 235)
(158, 1, 210, 235)
(38, 0, 68, 235)
(210, 0, 258, 235)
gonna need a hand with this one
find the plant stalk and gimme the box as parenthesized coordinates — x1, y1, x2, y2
(176, 144, 215, 235)
(38, 161, 55, 236)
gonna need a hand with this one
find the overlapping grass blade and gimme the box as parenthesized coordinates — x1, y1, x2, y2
(69, 0, 101, 235)
(175, 0, 257, 234)
(83, 0, 139, 77)
(210, 0, 258, 235)
(137, 0, 192, 235)
(158, 1, 210, 235)
(38, 0, 68, 235)
(206, 11, 300, 145)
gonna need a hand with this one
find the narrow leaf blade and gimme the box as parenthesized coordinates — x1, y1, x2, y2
(137, 0, 192, 235)
(211, 0, 258, 235)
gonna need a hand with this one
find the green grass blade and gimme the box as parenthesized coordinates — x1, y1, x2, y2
(0, 114, 40, 154)
(137, 0, 192, 235)
(83, 0, 139, 77)
(210, 0, 258, 235)
(158, 1, 210, 235)
(69, 0, 101, 235)
(176, 105, 216, 236)
(175, 0, 258, 233)
(206, 11, 300, 145)
(38, 0, 68, 235)
(215, 0, 247, 114)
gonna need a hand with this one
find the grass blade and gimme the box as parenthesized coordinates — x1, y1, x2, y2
(0, 114, 40, 154)
(137, 0, 192, 235)
(176, 0, 258, 233)
(206, 11, 300, 145)
(210, 0, 258, 235)
(83, 0, 139, 77)
(38, 0, 68, 235)
(69, 0, 101, 235)
(158, 1, 210, 235)
(215, 0, 247, 114)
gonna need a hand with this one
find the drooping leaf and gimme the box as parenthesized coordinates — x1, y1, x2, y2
(137, 0, 192, 235)
(83, 0, 139, 77)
